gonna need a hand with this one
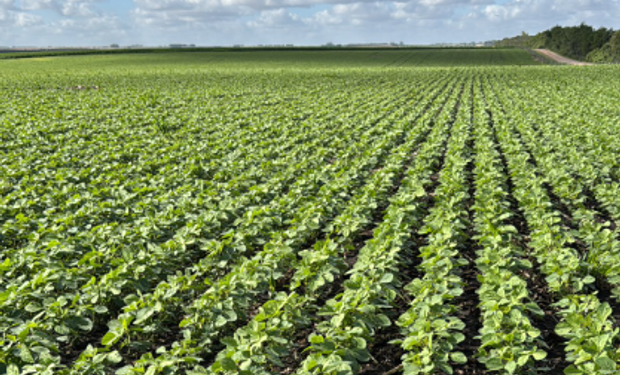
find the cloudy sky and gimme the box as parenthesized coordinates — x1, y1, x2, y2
(0, 0, 618, 47)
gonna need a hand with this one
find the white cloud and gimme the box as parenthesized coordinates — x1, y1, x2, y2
(1, 1, 40, 30)
(480, 0, 620, 23)
(132, 0, 252, 27)
(13, 10, 40, 25)
(1, 0, 16, 10)
(0, 0, 128, 45)
(247, 8, 300, 28)
(482, 3, 521, 21)
(0, 0, 619, 46)
(20, 0, 103, 17)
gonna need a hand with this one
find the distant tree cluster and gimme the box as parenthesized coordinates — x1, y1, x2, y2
(496, 23, 620, 63)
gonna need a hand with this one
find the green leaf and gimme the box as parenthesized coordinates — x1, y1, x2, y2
(8, 364, 20, 375)
(66, 316, 93, 331)
(215, 315, 228, 327)
(25, 303, 42, 313)
(533, 350, 547, 360)
(486, 358, 504, 371)
(525, 302, 544, 317)
(221, 337, 238, 348)
(220, 358, 237, 371)
(134, 307, 155, 325)
(115, 366, 132, 375)
(309, 334, 324, 344)
(583, 275, 596, 284)
(179, 319, 191, 328)
(380, 273, 394, 284)
(506, 360, 517, 374)
(437, 361, 454, 374)
(595, 356, 616, 373)
(353, 337, 367, 349)
(107, 351, 123, 364)
(20, 346, 34, 364)
(351, 348, 370, 362)
(564, 365, 582, 375)
(450, 352, 467, 364)
(0, 258, 11, 272)
(102, 331, 121, 346)
(377, 314, 391, 327)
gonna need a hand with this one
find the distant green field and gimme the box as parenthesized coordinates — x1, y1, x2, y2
(3, 49, 620, 375)
(0, 48, 538, 73)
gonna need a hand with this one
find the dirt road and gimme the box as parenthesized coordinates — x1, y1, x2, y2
(534, 49, 594, 66)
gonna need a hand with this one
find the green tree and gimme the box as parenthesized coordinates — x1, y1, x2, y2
(610, 31, 620, 55)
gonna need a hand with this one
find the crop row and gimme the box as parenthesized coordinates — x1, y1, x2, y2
(4, 63, 620, 375)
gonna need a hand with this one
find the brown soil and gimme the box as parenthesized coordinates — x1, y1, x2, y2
(534, 49, 594, 66)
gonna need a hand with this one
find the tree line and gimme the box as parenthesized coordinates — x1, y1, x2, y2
(496, 23, 620, 63)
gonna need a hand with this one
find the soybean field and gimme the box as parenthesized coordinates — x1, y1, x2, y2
(2, 49, 620, 375)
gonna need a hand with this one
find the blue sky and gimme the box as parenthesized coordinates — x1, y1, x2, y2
(0, 0, 617, 47)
